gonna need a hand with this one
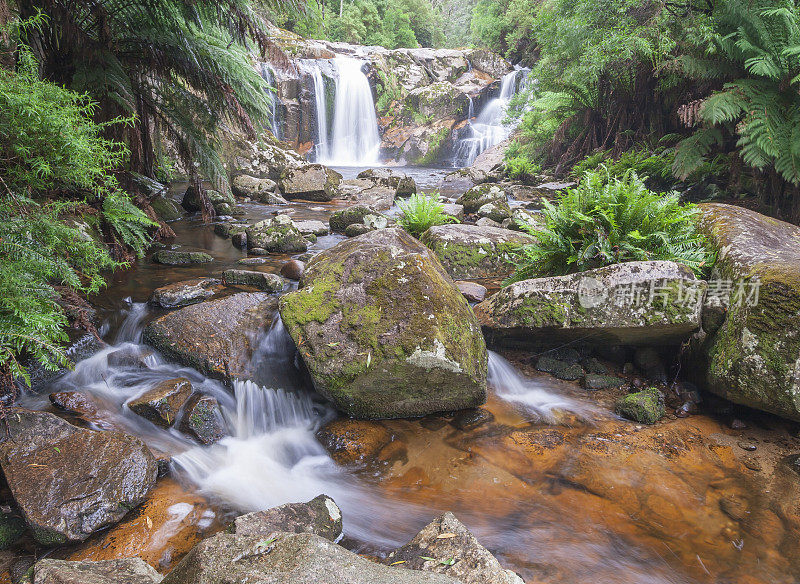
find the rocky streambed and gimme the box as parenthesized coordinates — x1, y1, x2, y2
(2, 165, 800, 584)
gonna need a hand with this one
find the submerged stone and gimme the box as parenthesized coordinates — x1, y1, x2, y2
(151, 250, 213, 265)
(151, 278, 221, 309)
(128, 378, 193, 427)
(279, 228, 487, 418)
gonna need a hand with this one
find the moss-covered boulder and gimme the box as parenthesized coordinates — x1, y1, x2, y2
(150, 195, 183, 222)
(475, 261, 705, 348)
(181, 187, 236, 216)
(143, 293, 276, 382)
(691, 203, 800, 421)
(179, 395, 226, 445)
(278, 228, 488, 418)
(420, 224, 534, 280)
(405, 82, 469, 120)
(245, 215, 308, 253)
(477, 201, 511, 223)
(222, 269, 287, 292)
(151, 250, 213, 265)
(329, 205, 374, 233)
(150, 278, 221, 309)
(615, 387, 665, 424)
(456, 184, 507, 213)
(279, 164, 341, 201)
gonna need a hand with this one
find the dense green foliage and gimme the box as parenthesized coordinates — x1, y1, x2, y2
(273, 0, 447, 48)
(509, 169, 714, 282)
(0, 47, 155, 388)
(397, 193, 458, 237)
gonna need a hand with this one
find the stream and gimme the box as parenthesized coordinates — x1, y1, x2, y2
(16, 164, 800, 584)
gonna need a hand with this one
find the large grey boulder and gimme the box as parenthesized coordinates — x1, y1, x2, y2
(279, 228, 487, 418)
(231, 174, 278, 198)
(0, 410, 157, 545)
(233, 495, 343, 542)
(475, 261, 705, 348)
(455, 184, 507, 213)
(279, 164, 342, 201)
(420, 224, 534, 280)
(387, 512, 523, 584)
(161, 531, 462, 584)
(691, 203, 800, 421)
(30, 558, 162, 584)
(245, 215, 308, 253)
(143, 293, 276, 381)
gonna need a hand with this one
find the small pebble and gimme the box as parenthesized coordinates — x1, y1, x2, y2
(730, 418, 747, 430)
(743, 457, 762, 471)
(737, 440, 757, 452)
(280, 259, 305, 280)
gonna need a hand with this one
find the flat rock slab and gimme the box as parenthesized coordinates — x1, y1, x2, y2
(233, 495, 343, 542)
(693, 203, 800, 421)
(476, 260, 705, 348)
(152, 251, 213, 265)
(31, 558, 162, 584)
(222, 270, 286, 293)
(151, 279, 221, 309)
(0, 410, 157, 544)
(421, 224, 534, 280)
(280, 164, 341, 201)
(161, 532, 462, 584)
(143, 293, 276, 381)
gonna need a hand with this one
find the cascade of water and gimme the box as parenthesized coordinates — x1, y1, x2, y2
(488, 351, 590, 421)
(306, 64, 330, 162)
(259, 63, 283, 140)
(324, 57, 381, 166)
(114, 299, 148, 344)
(453, 69, 529, 167)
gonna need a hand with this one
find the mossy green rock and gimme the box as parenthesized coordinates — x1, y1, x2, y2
(279, 228, 488, 419)
(152, 250, 213, 265)
(330, 205, 374, 232)
(279, 163, 341, 202)
(692, 203, 800, 421)
(222, 269, 287, 292)
(455, 184, 507, 213)
(182, 187, 236, 216)
(150, 195, 183, 221)
(180, 395, 226, 445)
(0, 513, 25, 549)
(615, 387, 665, 424)
(245, 215, 307, 253)
(420, 224, 534, 280)
(476, 261, 705, 348)
(405, 81, 469, 120)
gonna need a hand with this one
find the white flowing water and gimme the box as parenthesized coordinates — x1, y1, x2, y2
(259, 63, 283, 140)
(306, 63, 330, 162)
(322, 57, 381, 166)
(453, 69, 529, 167)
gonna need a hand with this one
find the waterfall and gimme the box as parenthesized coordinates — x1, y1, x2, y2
(324, 57, 381, 166)
(259, 63, 283, 140)
(453, 68, 529, 167)
(308, 65, 330, 162)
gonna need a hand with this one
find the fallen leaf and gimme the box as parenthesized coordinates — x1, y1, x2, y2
(389, 560, 406, 566)
(436, 533, 457, 539)
(146, 516, 153, 529)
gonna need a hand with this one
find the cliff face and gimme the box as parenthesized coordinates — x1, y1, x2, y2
(266, 27, 513, 165)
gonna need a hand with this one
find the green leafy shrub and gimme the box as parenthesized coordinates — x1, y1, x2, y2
(508, 169, 715, 282)
(505, 156, 541, 183)
(397, 193, 458, 238)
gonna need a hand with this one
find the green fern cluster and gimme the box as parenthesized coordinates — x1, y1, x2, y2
(397, 192, 458, 238)
(508, 168, 715, 282)
(675, 0, 800, 186)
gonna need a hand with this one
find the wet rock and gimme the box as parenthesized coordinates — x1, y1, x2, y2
(582, 374, 625, 390)
(476, 261, 705, 348)
(439, 167, 489, 191)
(536, 356, 583, 380)
(249, 247, 268, 255)
(329, 205, 374, 232)
(150, 196, 183, 222)
(231, 174, 278, 198)
(238, 257, 267, 266)
(634, 347, 667, 382)
(107, 346, 155, 369)
(231, 231, 247, 248)
(279, 228, 487, 418)
(363, 213, 389, 230)
(49, 391, 99, 418)
(143, 293, 276, 381)
(292, 219, 329, 236)
(222, 269, 286, 293)
(151, 278, 221, 309)
(691, 203, 800, 421)
(581, 357, 609, 375)
(615, 387, 665, 424)
(179, 395, 226, 445)
(477, 201, 511, 223)
(30, 558, 162, 584)
(456, 184, 507, 213)
(475, 217, 502, 228)
(315, 419, 394, 465)
(595, 344, 631, 364)
(468, 139, 507, 175)
(213, 223, 246, 239)
(738, 440, 758, 452)
(386, 512, 523, 584)
(129, 378, 193, 428)
(344, 223, 371, 237)
(396, 176, 417, 197)
(280, 259, 305, 280)
(161, 531, 460, 584)
(0, 409, 157, 544)
(544, 346, 582, 364)
(406, 81, 469, 120)
(730, 418, 748, 430)
(279, 164, 341, 201)
(245, 215, 307, 253)
(451, 408, 495, 431)
(152, 250, 213, 265)
(455, 281, 487, 303)
(421, 224, 534, 280)
(440, 203, 464, 221)
(233, 495, 342, 542)
(674, 401, 696, 418)
(182, 187, 236, 216)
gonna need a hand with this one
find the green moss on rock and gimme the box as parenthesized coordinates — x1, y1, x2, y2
(615, 387, 665, 424)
